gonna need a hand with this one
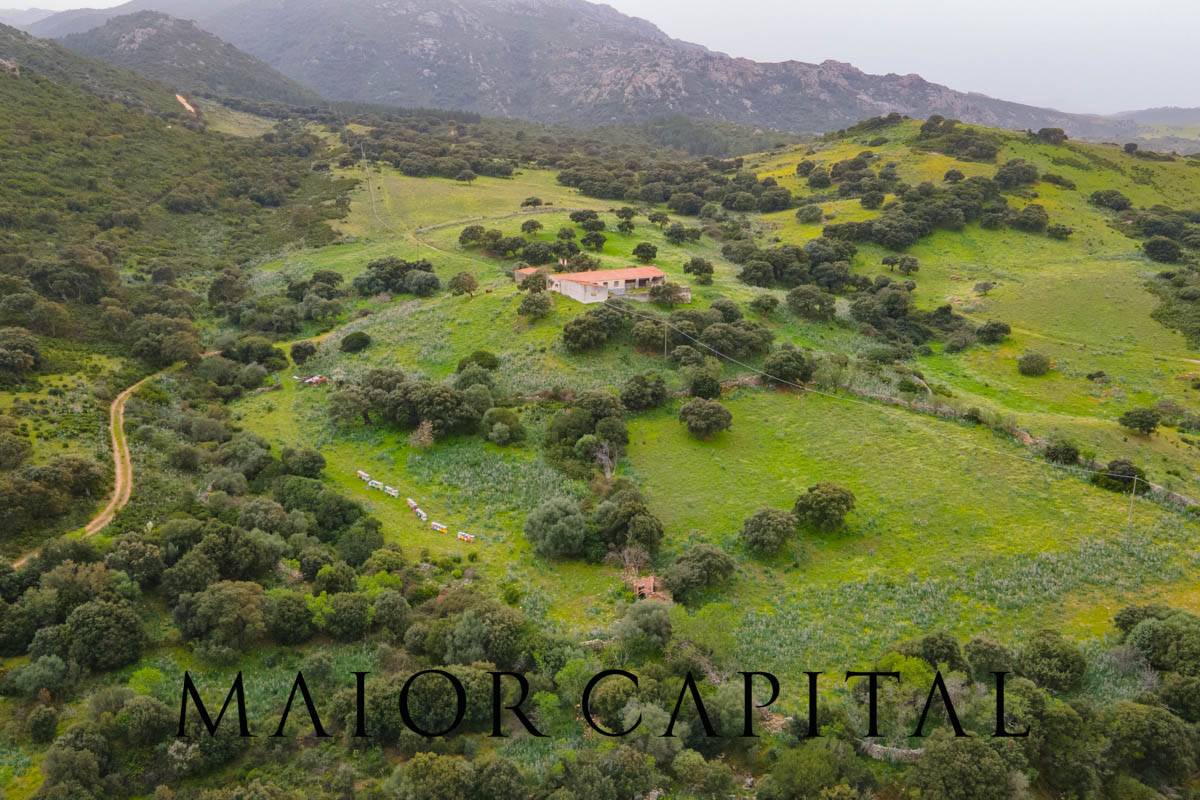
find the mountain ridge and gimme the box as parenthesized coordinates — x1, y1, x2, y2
(20, 0, 1197, 150)
(0, 19, 183, 113)
(0, 7, 53, 28)
(60, 10, 323, 105)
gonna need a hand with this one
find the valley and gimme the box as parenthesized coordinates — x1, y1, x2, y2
(4, 12, 1200, 796)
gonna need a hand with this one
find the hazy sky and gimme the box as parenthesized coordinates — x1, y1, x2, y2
(602, 0, 1199, 113)
(16, 0, 1200, 113)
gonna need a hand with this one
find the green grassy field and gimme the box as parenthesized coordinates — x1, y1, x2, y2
(226, 127, 1200, 692)
(748, 122, 1200, 492)
(626, 391, 1196, 679)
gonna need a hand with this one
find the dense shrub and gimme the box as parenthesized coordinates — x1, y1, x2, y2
(1018, 629, 1086, 691)
(793, 483, 855, 531)
(663, 544, 735, 601)
(683, 257, 714, 284)
(795, 204, 823, 224)
(1041, 173, 1076, 189)
(1144, 236, 1183, 263)
(761, 348, 813, 385)
(1106, 701, 1197, 784)
(632, 242, 658, 262)
(481, 407, 525, 445)
(740, 508, 797, 555)
(1043, 438, 1080, 465)
(994, 159, 1039, 189)
(339, 331, 372, 353)
(524, 497, 589, 559)
(678, 398, 732, 438)
(265, 590, 314, 644)
(614, 600, 672, 654)
(289, 340, 317, 365)
(976, 320, 1010, 344)
(518, 291, 553, 319)
(1008, 203, 1049, 232)
(1017, 352, 1051, 376)
(787, 285, 836, 321)
(620, 373, 668, 411)
(1090, 189, 1132, 211)
(750, 294, 779, 315)
(964, 636, 1014, 681)
(911, 732, 1010, 800)
(26, 705, 58, 743)
(1118, 407, 1161, 435)
(66, 600, 143, 670)
(1092, 459, 1150, 494)
(917, 116, 1000, 161)
(352, 257, 439, 296)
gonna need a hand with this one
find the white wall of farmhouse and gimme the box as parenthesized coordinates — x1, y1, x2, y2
(551, 278, 609, 303)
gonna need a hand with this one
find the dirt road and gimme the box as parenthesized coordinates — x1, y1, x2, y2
(84, 374, 155, 535)
(11, 373, 155, 567)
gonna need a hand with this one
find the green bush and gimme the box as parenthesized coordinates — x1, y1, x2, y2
(1018, 628, 1086, 691)
(340, 331, 372, 353)
(1119, 407, 1161, 435)
(678, 398, 732, 438)
(26, 705, 58, 743)
(1043, 438, 1080, 465)
(1092, 459, 1150, 494)
(1017, 351, 1050, 376)
(663, 544, 735, 601)
(524, 497, 589, 559)
(1144, 236, 1183, 263)
(793, 483, 855, 532)
(740, 508, 797, 555)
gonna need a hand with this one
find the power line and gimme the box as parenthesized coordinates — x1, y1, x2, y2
(345, 125, 1167, 509)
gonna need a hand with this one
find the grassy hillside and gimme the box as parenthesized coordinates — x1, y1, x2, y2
(184, 127, 1200, 793)
(5, 86, 1200, 796)
(747, 122, 1200, 494)
(229, 132, 1200, 654)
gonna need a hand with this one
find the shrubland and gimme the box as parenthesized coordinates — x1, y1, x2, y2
(5, 31, 1200, 797)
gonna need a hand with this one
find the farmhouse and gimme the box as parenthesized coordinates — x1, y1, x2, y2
(514, 265, 667, 304)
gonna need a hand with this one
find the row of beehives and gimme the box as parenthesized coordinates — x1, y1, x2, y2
(355, 470, 475, 543)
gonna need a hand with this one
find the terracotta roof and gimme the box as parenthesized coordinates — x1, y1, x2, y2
(553, 266, 665, 285)
(513, 267, 540, 276)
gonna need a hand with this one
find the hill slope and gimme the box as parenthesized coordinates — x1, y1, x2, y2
(0, 20, 343, 553)
(23, 0, 244, 37)
(6, 21, 1200, 797)
(0, 20, 181, 112)
(26, 0, 1189, 148)
(221, 114, 1200, 700)
(61, 10, 322, 105)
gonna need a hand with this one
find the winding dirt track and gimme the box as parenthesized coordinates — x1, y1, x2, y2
(84, 374, 155, 535)
(11, 373, 156, 567)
